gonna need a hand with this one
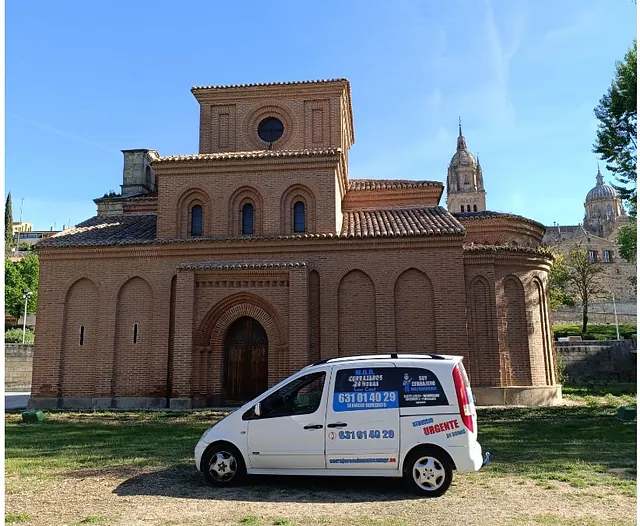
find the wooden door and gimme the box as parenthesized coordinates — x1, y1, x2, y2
(223, 317, 268, 401)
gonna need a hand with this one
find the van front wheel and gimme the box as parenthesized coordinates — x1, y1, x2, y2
(403, 448, 453, 497)
(202, 443, 246, 487)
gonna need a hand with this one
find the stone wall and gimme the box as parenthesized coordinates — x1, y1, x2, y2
(551, 302, 637, 325)
(5, 344, 34, 391)
(556, 339, 636, 383)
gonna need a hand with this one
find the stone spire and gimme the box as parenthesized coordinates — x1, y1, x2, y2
(457, 117, 468, 151)
(446, 119, 486, 214)
(596, 163, 604, 186)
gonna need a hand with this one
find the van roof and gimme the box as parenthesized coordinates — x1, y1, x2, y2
(307, 353, 462, 368)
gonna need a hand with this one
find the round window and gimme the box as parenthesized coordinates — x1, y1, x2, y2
(257, 117, 284, 142)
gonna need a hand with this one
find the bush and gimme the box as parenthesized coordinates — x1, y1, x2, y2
(5, 327, 34, 344)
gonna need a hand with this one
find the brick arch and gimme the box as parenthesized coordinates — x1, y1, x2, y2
(338, 269, 377, 356)
(192, 293, 286, 398)
(113, 277, 154, 397)
(229, 186, 264, 236)
(532, 276, 555, 386)
(502, 275, 531, 386)
(280, 184, 316, 234)
(468, 275, 499, 386)
(394, 268, 436, 354)
(176, 187, 211, 238)
(60, 277, 100, 398)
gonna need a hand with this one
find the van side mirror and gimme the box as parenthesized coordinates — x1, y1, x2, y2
(254, 403, 262, 417)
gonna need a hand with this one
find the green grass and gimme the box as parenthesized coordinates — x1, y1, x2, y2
(562, 383, 636, 407)
(5, 514, 29, 524)
(4, 385, 637, 500)
(477, 384, 637, 495)
(553, 323, 636, 340)
(239, 517, 260, 526)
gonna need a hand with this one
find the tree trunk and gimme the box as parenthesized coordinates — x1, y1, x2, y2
(582, 302, 588, 336)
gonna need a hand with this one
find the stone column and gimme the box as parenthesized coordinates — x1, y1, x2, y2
(170, 269, 195, 409)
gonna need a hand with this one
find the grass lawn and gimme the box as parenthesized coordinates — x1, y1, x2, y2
(553, 323, 637, 340)
(5, 384, 637, 525)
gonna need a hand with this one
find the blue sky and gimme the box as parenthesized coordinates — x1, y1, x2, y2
(5, 0, 637, 231)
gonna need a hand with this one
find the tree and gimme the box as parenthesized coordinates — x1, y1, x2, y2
(552, 245, 607, 335)
(5, 254, 39, 319)
(593, 41, 637, 214)
(5, 193, 14, 255)
(548, 252, 576, 310)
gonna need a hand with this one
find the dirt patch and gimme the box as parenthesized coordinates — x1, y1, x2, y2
(5, 468, 637, 526)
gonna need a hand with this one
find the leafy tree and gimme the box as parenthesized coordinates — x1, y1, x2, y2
(548, 252, 575, 310)
(5, 193, 14, 255)
(617, 222, 637, 263)
(593, 41, 637, 214)
(552, 245, 607, 335)
(5, 254, 39, 319)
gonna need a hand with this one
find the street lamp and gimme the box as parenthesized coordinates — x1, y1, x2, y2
(611, 292, 620, 341)
(22, 289, 32, 344)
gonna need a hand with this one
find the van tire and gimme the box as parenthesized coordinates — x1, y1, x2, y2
(202, 442, 247, 487)
(403, 447, 453, 497)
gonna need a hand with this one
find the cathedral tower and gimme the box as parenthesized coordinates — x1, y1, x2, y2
(446, 120, 486, 213)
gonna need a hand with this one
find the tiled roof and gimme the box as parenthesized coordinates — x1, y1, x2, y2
(155, 149, 341, 163)
(341, 207, 464, 237)
(463, 243, 554, 257)
(38, 207, 464, 248)
(454, 210, 545, 230)
(94, 192, 158, 203)
(179, 262, 307, 271)
(348, 179, 441, 191)
(191, 78, 348, 91)
(37, 215, 157, 247)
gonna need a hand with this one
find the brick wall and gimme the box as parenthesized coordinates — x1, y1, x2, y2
(5, 344, 33, 391)
(556, 339, 637, 383)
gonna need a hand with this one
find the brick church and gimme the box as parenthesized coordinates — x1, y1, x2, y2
(31, 78, 559, 409)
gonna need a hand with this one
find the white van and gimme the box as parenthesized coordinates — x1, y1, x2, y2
(195, 354, 489, 497)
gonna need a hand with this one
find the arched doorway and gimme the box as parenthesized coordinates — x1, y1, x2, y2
(223, 316, 268, 401)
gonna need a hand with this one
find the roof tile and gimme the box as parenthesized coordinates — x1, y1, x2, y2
(191, 78, 348, 91)
(348, 179, 441, 191)
(155, 149, 341, 163)
(341, 207, 464, 237)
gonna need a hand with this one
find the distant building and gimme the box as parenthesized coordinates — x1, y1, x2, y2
(542, 166, 636, 323)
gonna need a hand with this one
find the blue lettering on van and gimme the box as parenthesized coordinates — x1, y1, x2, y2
(333, 391, 399, 411)
(446, 429, 467, 439)
(412, 417, 434, 427)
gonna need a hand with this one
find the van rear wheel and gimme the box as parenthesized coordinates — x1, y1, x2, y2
(202, 443, 246, 487)
(403, 448, 453, 497)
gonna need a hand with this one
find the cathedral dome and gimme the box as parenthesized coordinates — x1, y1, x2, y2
(586, 167, 618, 202)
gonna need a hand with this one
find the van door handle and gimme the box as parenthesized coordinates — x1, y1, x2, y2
(303, 424, 323, 430)
(327, 423, 348, 428)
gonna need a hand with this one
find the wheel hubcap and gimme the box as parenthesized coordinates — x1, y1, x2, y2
(413, 456, 446, 491)
(208, 451, 237, 482)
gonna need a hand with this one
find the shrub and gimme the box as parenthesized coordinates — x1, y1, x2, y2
(5, 327, 34, 344)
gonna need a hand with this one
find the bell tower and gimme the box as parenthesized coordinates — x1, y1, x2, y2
(446, 119, 486, 213)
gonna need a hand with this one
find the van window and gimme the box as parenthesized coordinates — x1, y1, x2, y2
(260, 371, 326, 418)
(333, 367, 448, 412)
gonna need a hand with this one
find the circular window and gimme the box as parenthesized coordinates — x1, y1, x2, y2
(257, 117, 284, 142)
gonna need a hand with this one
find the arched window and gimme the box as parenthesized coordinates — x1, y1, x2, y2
(473, 204, 477, 212)
(242, 203, 254, 235)
(467, 205, 471, 212)
(133, 323, 138, 344)
(461, 205, 464, 213)
(293, 201, 305, 233)
(79, 326, 85, 346)
(191, 205, 203, 236)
